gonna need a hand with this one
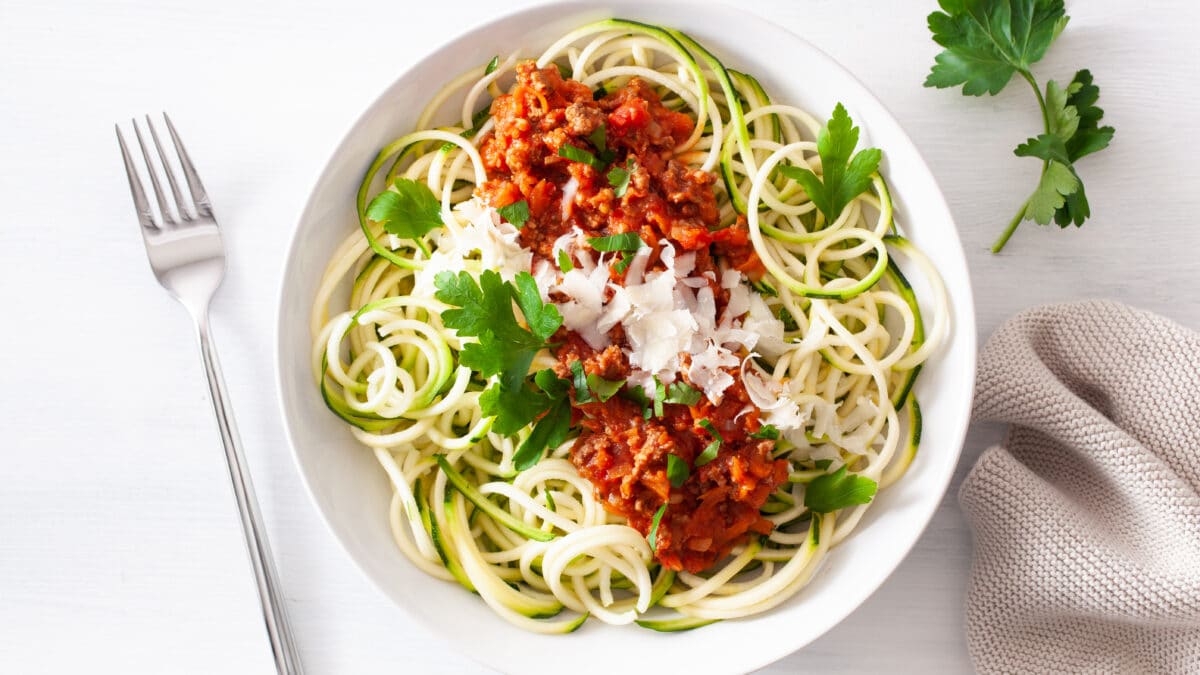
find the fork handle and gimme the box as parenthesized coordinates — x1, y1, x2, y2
(195, 313, 304, 675)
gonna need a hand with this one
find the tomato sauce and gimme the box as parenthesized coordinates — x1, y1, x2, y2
(477, 62, 785, 573)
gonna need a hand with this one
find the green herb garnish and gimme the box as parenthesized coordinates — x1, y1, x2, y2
(776, 103, 881, 225)
(647, 504, 668, 550)
(664, 381, 702, 406)
(435, 270, 568, 470)
(497, 200, 530, 229)
(557, 143, 599, 168)
(750, 424, 780, 440)
(666, 454, 689, 488)
(365, 178, 443, 254)
(569, 361, 592, 404)
(924, 0, 1113, 252)
(588, 232, 645, 252)
(586, 374, 624, 402)
(804, 465, 877, 513)
(484, 55, 500, 75)
(695, 441, 720, 467)
(556, 249, 574, 272)
(607, 158, 635, 197)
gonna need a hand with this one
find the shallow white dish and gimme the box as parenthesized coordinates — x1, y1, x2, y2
(275, 2, 977, 673)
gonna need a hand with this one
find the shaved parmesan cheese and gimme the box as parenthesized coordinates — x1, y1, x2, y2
(741, 356, 807, 431)
(742, 294, 788, 358)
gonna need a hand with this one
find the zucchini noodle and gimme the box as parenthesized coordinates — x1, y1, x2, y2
(311, 19, 947, 634)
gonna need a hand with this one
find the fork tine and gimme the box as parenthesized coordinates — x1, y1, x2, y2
(146, 115, 191, 221)
(116, 124, 158, 230)
(163, 113, 213, 218)
(132, 118, 177, 226)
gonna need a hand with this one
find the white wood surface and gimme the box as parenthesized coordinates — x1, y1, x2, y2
(2, 1, 1198, 672)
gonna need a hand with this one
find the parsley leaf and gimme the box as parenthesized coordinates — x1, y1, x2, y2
(607, 158, 635, 197)
(924, 2, 1113, 251)
(586, 374, 624, 402)
(776, 103, 881, 224)
(569, 361, 593, 404)
(612, 251, 633, 274)
(750, 424, 780, 440)
(534, 368, 570, 399)
(695, 441, 720, 467)
(479, 381, 553, 435)
(804, 466, 877, 513)
(1014, 136, 1079, 224)
(653, 378, 666, 418)
(698, 419, 724, 442)
(435, 270, 561, 393)
(556, 249, 575, 272)
(484, 55, 500, 75)
(558, 143, 599, 168)
(513, 398, 572, 471)
(588, 124, 607, 153)
(664, 381, 702, 406)
(511, 272, 561, 342)
(497, 200, 530, 229)
(924, 0, 1067, 96)
(365, 178, 443, 241)
(647, 503, 668, 550)
(667, 454, 689, 488)
(588, 232, 645, 252)
(695, 419, 723, 467)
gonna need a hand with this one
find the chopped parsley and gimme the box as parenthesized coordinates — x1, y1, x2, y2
(569, 360, 592, 404)
(586, 374, 624, 402)
(647, 503, 668, 550)
(556, 249, 574, 272)
(695, 419, 723, 467)
(606, 158, 635, 197)
(664, 380, 702, 406)
(588, 232, 645, 252)
(695, 441, 720, 467)
(587, 124, 607, 153)
(666, 454, 689, 488)
(497, 200, 530, 229)
(804, 465, 877, 513)
(698, 419, 724, 442)
(653, 377, 666, 417)
(612, 251, 633, 274)
(750, 424, 780, 440)
(484, 55, 499, 75)
(557, 143, 600, 168)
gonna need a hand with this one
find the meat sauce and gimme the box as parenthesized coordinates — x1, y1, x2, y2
(477, 62, 786, 573)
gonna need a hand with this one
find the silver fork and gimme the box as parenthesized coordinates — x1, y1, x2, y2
(117, 114, 303, 675)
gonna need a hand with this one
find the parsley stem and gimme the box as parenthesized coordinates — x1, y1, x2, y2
(414, 238, 431, 258)
(992, 197, 1030, 253)
(993, 70, 1051, 253)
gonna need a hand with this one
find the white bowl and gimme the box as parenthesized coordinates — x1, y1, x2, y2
(276, 3, 976, 673)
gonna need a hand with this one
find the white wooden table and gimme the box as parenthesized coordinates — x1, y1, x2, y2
(3, 1, 1198, 672)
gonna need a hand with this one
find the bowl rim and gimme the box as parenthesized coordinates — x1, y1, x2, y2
(273, 1, 977, 671)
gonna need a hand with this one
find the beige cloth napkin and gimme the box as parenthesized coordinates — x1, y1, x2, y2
(960, 301, 1200, 674)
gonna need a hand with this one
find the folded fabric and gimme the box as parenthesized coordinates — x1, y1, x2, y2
(961, 301, 1200, 674)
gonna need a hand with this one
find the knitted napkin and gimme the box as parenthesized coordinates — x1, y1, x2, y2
(961, 301, 1200, 674)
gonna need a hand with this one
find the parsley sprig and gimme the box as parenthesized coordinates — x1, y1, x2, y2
(434, 270, 571, 470)
(777, 103, 881, 225)
(925, 0, 1114, 252)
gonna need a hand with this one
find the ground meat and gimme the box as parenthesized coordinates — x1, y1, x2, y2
(564, 101, 605, 136)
